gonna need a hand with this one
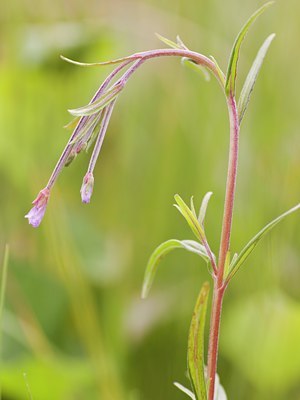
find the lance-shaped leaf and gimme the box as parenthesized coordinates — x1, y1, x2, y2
(223, 251, 231, 279)
(174, 195, 206, 242)
(61, 54, 138, 67)
(198, 192, 213, 226)
(238, 33, 275, 123)
(182, 240, 215, 264)
(174, 382, 196, 399)
(209, 56, 225, 87)
(181, 58, 211, 82)
(188, 282, 210, 400)
(190, 196, 197, 217)
(156, 33, 181, 49)
(155, 33, 190, 51)
(68, 83, 122, 117)
(226, 252, 238, 277)
(142, 240, 212, 299)
(225, 1, 274, 95)
(176, 35, 188, 49)
(64, 116, 81, 130)
(226, 203, 300, 281)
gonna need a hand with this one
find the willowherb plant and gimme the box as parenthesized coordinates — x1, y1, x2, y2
(25, 2, 300, 399)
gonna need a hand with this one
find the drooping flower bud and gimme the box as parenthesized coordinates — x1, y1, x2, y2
(80, 172, 94, 203)
(25, 188, 50, 227)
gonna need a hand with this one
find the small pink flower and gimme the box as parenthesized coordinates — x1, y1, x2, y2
(25, 188, 50, 227)
(80, 172, 94, 203)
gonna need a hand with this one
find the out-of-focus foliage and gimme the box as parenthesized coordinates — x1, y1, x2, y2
(0, 0, 300, 399)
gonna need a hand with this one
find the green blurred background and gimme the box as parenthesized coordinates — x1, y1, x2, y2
(1, 0, 300, 399)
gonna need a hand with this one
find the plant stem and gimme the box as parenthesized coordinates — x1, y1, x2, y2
(207, 283, 225, 398)
(217, 94, 240, 280)
(207, 94, 240, 400)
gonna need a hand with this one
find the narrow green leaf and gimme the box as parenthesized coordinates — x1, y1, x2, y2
(61, 54, 137, 67)
(174, 382, 196, 399)
(238, 33, 275, 123)
(228, 252, 238, 272)
(188, 282, 210, 400)
(181, 58, 211, 81)
(155, 33, 180, 49)
(142, 240, 211, 299)
(142, 240, 181, 299)
(176, 35, 188, 49)
(225, 1, 274, 94)
(198, 192, 213, 226)
(190, 196, 197, 217)
(181, 240, 214, 262)
(209, 56, 226, 87)
(64, 117, 81, 130)
(227, 203, 300, 280)
(174, 194, 205, 242)
(224, 251, 231, 278)
(68, 84, 122, 117)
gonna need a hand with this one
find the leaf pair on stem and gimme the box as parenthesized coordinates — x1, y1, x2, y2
(142, 192, 299, 398)
(141, 3, 300, 398)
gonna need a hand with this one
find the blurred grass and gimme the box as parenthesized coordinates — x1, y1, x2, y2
(0, 0, 300, 399)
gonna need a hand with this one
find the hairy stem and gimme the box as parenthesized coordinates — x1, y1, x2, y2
(207, 94, 240, 400)
(207, 283, 225, 397)
(217, 95, 240, 281)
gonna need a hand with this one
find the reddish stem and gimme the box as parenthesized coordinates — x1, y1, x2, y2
(207, 94, 240, 400)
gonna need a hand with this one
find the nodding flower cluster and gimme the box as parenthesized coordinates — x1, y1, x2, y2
(25, 57, 146, 227)
(25, 39, 221, 227)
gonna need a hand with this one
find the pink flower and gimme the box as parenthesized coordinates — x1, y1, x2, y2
(25, 188, 50, 227)
(80, 172, 94, 203)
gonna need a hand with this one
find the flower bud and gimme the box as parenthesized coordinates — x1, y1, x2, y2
(25, 188, 50, 227)
(80, 172, 94, 203)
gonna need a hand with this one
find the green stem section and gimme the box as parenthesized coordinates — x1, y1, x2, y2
(207, 94, 240, 400)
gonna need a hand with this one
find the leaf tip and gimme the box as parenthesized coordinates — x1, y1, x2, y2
(259, 1, 275, 12)
(226, 0, 275, 94)
(67, 108, 76, 116)
(60, 55, 77, 65)
(265, 32, 276, 43)
(141, 285, 149, 300)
